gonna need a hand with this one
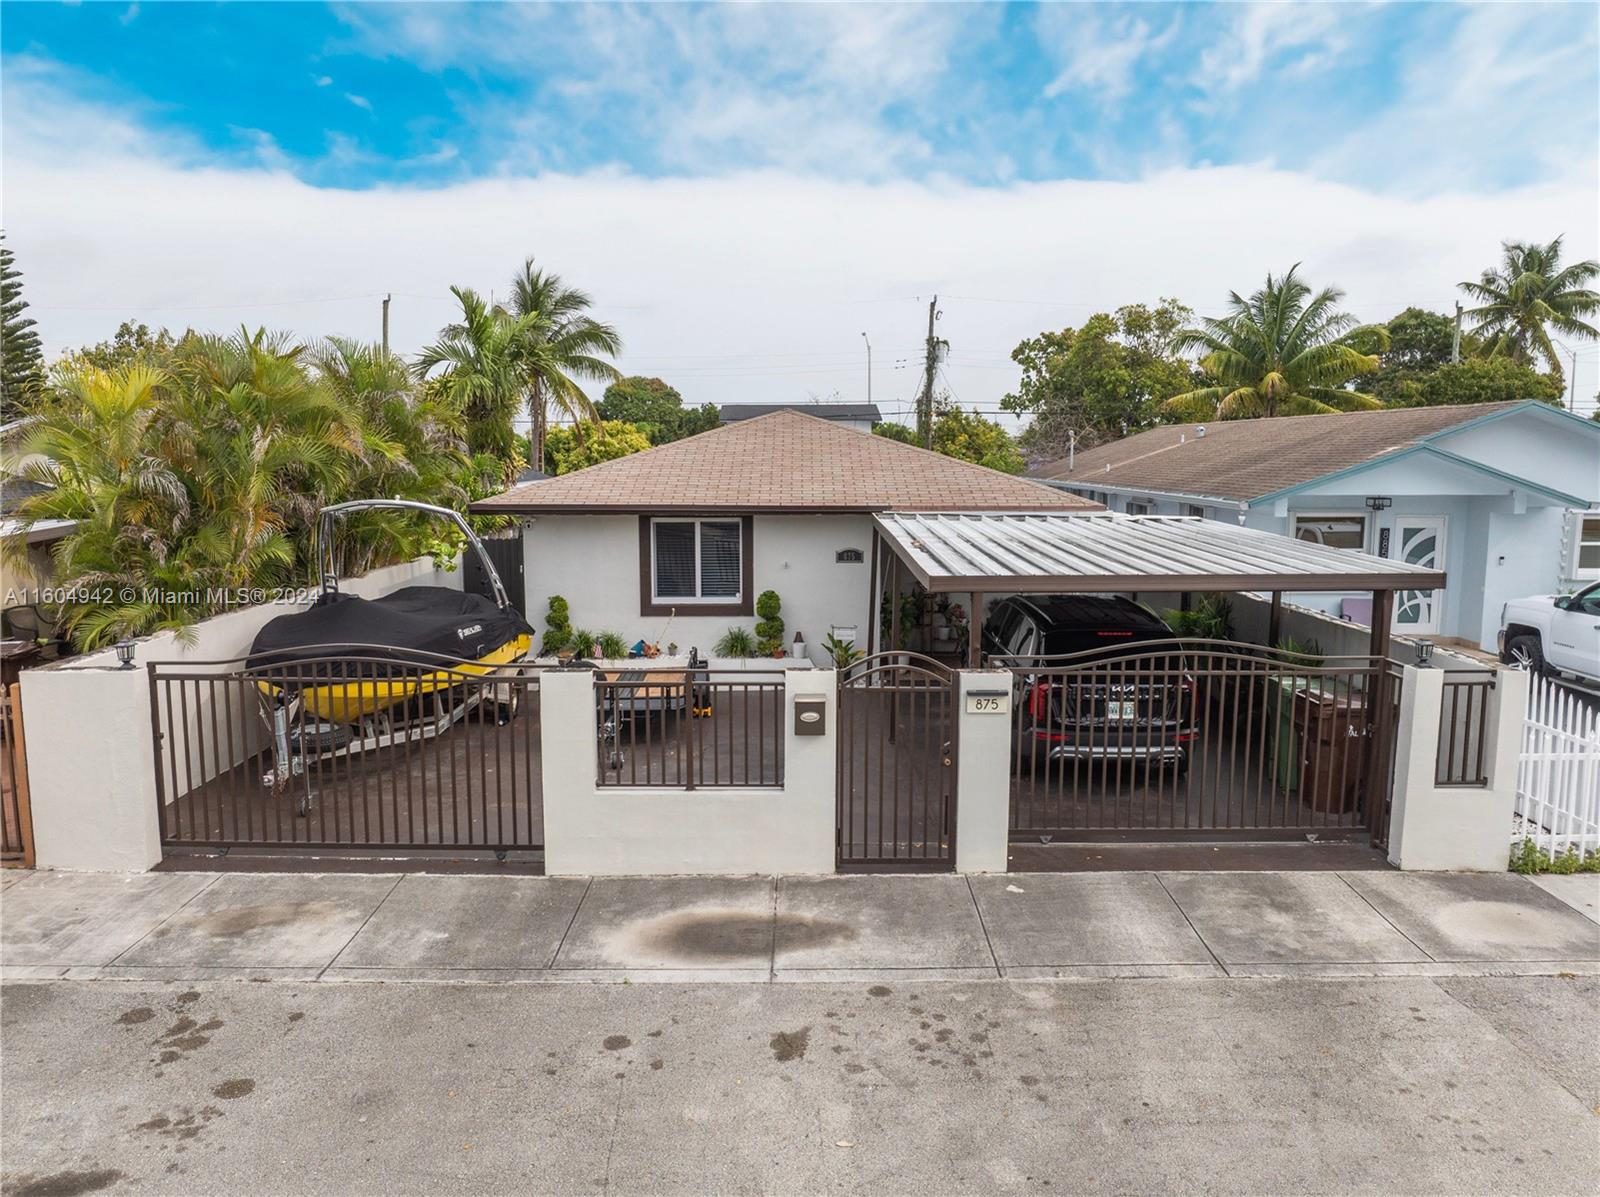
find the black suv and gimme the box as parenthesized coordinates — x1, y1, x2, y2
(982, 595, 1192, 771)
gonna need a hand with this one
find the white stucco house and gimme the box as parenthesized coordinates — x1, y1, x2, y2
(471, 409, 1096, 658)
(1033, 400, 1600, 652)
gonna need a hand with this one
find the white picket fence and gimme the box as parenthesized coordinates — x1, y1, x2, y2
(1515, 673, 1600, 859)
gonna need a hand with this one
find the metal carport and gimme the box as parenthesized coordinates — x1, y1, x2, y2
(867, 512, 1448, 667)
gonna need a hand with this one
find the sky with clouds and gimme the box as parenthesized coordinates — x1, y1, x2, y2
(3, 1, 1597, 418)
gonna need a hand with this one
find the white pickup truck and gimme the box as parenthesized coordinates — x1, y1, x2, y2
(1499, 580, 1600, 685)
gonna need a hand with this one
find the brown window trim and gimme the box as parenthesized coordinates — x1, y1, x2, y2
(639, 515, 754, 617)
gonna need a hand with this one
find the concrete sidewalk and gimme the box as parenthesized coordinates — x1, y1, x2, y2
(3, 868, 1596, 984)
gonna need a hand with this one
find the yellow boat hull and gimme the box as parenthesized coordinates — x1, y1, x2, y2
(257, 633, 533, 724)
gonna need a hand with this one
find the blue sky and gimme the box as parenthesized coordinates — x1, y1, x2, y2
(3, 2, 1597, 413)
(6, 2, 1594, 192)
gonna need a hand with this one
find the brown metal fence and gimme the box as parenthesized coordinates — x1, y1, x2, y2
(2, 684, 35, 868)
(836, 653, 957, 871)
(149, 652, 542, 853)
(594, 670, 784, 789)
(1001, 641, 1392, 840)
(1436, 671, 1494, 787)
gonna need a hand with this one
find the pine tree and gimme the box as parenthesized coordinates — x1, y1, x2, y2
(1, 233, 45, 416)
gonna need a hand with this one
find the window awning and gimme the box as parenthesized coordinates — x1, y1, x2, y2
(873, 512, 1446, 593)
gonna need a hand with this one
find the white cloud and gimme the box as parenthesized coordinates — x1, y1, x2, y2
(314, 75, 332, 88)
(1194, 3, 1351, 93)
(7, 111, 1595, 419)
(1038, 7, 1180, 100)
(344, 92, 373, 113)
(119, 3, 139, 27)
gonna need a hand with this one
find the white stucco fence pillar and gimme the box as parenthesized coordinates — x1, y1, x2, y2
(19, 662, 163, 872)
(1386, 664, 1527, 871)
(540, 667, 837, 876)
(954, 670, 1013, 873)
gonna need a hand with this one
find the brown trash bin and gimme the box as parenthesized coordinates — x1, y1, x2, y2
(1291, 686, 1368, 813)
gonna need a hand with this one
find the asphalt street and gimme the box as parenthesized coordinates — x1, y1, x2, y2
(3, 973, 1597, 1196)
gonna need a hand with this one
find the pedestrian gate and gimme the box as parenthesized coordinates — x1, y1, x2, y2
(836, 652, 958, 871)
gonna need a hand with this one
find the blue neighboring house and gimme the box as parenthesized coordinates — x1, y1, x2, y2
(1034, 401, 1600, 652)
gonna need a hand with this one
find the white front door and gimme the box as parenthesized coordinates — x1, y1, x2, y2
(1390, 516, 1446, 635)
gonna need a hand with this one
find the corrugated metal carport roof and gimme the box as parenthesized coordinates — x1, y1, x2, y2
(874, 513, 1446, 593)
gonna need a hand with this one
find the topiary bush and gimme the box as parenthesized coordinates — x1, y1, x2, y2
(755, 589, 785, 656)
(543, 594, 572, 654)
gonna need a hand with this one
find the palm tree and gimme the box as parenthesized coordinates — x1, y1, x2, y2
(415, 287, 536, 480)
(1161, 266, 1389, 421)
(505, 259, 621, 469)
(1459, 237, 1599, 391)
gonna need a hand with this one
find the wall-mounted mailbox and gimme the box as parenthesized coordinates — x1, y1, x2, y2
(794, 693, 827, 736)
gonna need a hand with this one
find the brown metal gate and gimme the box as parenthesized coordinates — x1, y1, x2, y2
(837, 652, 958, 871)
(150, 654, 543, 856)
(1004, 642, 1395, 842)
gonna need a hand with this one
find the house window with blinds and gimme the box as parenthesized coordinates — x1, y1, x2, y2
(1575, 510, 1600, 579)
(650, 518, 745, 604)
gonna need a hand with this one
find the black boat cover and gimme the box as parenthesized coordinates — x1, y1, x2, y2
(247, 586, 533, 672)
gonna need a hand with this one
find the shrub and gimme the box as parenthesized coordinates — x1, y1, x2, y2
(543, 594, 571, 654)
(755, 589, 785, 656)
(570, 628, 597, 658)
(596, 631, 628, 660)
(1510, 837, 1600, 874)
(823, 632, 864, 670)
(714, 627, 757, 658)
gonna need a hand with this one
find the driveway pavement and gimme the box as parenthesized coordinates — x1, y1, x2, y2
(2, 869, 1597, 1195)
(3, 868, 1596, 983)
(2, 974, 1596, 1195)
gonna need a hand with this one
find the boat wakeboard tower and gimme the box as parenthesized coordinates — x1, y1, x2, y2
(246, 499, 535, 811)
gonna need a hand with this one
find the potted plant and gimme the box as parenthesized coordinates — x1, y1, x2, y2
(713, 627, 758, 659)
(596, 631, 628, 660)
(823, 631, 864, 670)
(755, 590, 785, 657)
(544, 595, 573, 660)
(570, 628, 597, 660)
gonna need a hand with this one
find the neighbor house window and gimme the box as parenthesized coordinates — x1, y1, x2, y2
(1184, 504, 1206, 519)
(1126, 499, 1153, 515)
(1575, 510, 1600, 579)
(1293, 513, 1367, 551)
(640, 516, 752, 614)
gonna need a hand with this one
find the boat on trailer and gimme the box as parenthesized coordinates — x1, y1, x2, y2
(246, 499, 534, 808)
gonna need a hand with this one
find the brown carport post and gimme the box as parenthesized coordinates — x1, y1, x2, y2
(1365, 589, 1396, 841)
(968, 593, 984, 668)
(1267, 591, 1283, 647)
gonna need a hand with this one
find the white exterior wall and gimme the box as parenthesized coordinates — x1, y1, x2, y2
(521, 513, 874, 662)
(19, 557, 462, 871)
(1386, 665, 1527, 871)
(539, 668, 837, 875)
(954, 671, 1012, 873)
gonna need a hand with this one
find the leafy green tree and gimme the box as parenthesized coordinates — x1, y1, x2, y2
(1162, 266, 1388, 421)
(1460, 236, 1599, 390)
(1382, 357, 1563, 409)
(416, 286, 536, 479)
(1, 233, 44, 414)
(8, 329, 492, 650)
(506, 259, 621, 469)
(544, 419, 652, 475)
(877, 401, 1024, 474)
(597, 375, 719, 444)
(57, 321, 180, 375)
(1003, 300, 1193, 459)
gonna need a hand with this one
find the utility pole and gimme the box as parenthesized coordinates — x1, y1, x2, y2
(861, 332, 872, 407)
(1451, 300, 1462, 363)
(1068, 428, 1076, 472)
(1567, 345, 1579, 412)
(381, 294, 391, 356)
(918, 295, 943, 449)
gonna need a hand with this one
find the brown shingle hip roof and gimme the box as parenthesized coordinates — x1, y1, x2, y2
(1032, 402, 1531, 502)
(471, 409, 1100, 514)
